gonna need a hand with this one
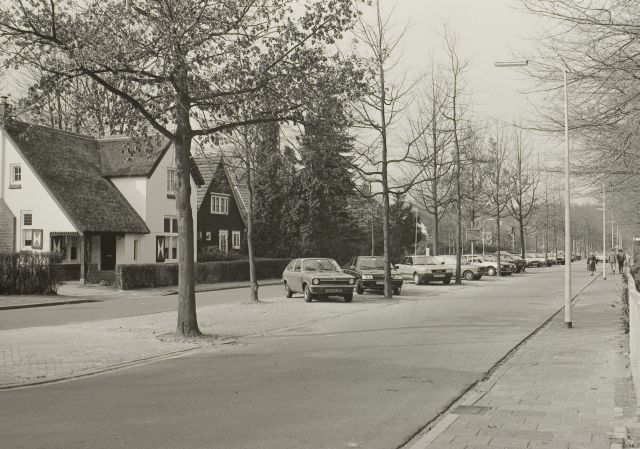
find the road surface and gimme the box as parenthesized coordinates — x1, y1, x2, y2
(0, 264, 595, 449)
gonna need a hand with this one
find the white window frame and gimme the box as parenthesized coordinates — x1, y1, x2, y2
(10, 164, 21, 185)
(210, 193, 229, 215)
(232, 231, 241, 250)
(219, 230, 229, 253)
(162, 216, 179, 262)
(167, 168, 176, 195)
(21, 211, 33, 249)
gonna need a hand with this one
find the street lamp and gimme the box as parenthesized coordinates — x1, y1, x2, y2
(495, 59, 573, 328)
(481, 218, 495, 256)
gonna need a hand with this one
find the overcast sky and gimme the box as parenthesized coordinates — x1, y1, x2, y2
(374, 0, 543, 122)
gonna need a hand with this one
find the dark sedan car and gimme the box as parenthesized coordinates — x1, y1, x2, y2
(343, 255, 404, 295)
(282, 258, 356, 302)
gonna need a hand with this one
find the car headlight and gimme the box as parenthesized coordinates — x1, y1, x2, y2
(348, 278, 355, 285)
(362, 274, 373, 280)
(393, 274, 403, 280)
(312, 278, 319, 285)
(446, 269, 453, 273)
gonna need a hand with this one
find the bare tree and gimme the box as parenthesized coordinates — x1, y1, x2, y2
(506, 129, 540, 259)
(407, 63, 454, 256)
(351, 0, 430, 298)
(442, 29, 471, 284)
(486, 125, 512, 275)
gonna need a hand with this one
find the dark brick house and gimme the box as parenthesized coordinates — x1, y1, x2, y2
(194, 153, 249, 257)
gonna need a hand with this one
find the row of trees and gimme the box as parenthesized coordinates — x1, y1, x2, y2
(0, 0, 589, 339)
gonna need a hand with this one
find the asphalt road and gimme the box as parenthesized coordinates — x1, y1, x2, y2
(0, 264, 595, 449)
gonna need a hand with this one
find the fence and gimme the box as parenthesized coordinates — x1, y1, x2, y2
(627, 266, 640, 400)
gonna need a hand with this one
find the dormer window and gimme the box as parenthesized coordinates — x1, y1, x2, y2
(167, 168, 176, 198)
(10, 164, 21, 188)
(210, 193, 229, 215)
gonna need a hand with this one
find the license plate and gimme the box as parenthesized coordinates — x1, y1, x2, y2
(434, 274, 445, 278)
(376, 281, 384, 285)
(325, 288, 341, 293)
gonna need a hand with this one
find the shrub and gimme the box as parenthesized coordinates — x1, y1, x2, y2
(116, 258, 290, 290)
(0, 252, 60, 295)
(197, 249, 244, 262)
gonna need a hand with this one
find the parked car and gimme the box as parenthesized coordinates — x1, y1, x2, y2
(466, 255, 514, 276)
(282, 258, 356, 303)
(436, 255, 486, 280)
(595, 253, 605, 262)
(497, 252, 526, 273)
(343, 255, 404, 295)
(524, 253, 546, 268)
(556, 252, 566, 265)
(394, 255, 453, 285)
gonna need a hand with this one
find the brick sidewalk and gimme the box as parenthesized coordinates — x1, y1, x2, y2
(407, 275, 637, 449)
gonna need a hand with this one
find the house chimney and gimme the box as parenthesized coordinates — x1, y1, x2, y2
(0, 96, 9, 123)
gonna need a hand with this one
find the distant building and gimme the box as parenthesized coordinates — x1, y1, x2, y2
(0, 117, 203, 282)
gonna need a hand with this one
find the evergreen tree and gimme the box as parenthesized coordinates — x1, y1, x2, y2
(296, 96, 362, 262)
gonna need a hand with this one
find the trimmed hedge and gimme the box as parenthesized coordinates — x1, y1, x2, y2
(0, 252, 60, 295)
(116, 258, 290, 290)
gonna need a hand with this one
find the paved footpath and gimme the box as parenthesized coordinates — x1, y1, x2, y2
(406, 274, 640, 449)
(0, 284, 399, 388)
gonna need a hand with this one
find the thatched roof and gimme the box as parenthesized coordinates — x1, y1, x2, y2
(4, 121, 154, 234)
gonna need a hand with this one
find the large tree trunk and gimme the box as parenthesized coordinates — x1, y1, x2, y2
(246, 155, 259, 302)
(174, 88, 200, 339)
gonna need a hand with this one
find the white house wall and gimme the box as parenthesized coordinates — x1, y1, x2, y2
(1, 129, 77, 252)
(111, 177, 147, 221)
(145, 144, 198, 262)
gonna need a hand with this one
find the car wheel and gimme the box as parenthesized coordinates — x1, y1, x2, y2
(393, 287, 401, 295)
(413, 272, 422, 285)
(443, 278, 451, 285)
(463, 270, 474, 281)
(284, 282, 293, 298)
(487, 267, 496, 276)
(356, 281, 364, 295)
(304, 285, 313, 302)
(344, 294, 353, 303)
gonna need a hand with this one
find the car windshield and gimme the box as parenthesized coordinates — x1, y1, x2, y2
(302, 259, 341, 272)
(412, 256, 440, 265)
(357, 257, 387, 270)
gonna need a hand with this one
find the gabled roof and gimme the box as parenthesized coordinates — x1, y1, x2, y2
(193, 150, 250, 225)
(99, 134, 204, 185)
(98, 135, 170, 177)
(4, 121, 152, 234)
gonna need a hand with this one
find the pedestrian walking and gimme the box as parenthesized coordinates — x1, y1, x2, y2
(587, 253, 597, 276)
(617, 248, 626, 274)
(608, 248, 617, 273)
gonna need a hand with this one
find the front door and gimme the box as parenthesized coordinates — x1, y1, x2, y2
(101, 235, 116, 271)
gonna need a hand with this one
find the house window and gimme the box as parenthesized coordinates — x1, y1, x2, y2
(232, 231, 241, 250)
(133, 239, 139, 261)
(51, 235, 78, 263)
(219, 230, 228, 253)
(161, 216, 178, 262)
(210, 194, 229, 215)
(10, 164, 21, 186)
(205, 231, 211, 241)
(21, 211, 33, 249)
(167, 168, 176, 196)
